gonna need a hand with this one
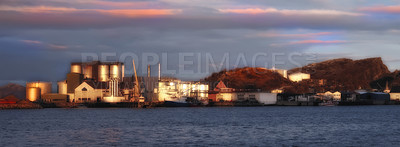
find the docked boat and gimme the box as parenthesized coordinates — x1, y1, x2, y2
(163, 96, 190, 107)
(319, 100, 337, 106)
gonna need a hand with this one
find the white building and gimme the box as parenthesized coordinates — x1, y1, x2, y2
(218, 92, 277, 105)
(324, 91, 341, 101)
(74, 82, 106, 103)
(157, 80, 209, 103)
(288, 72, 311, 82)
(157, 80, 180, 102)
(216, 92, 237, 101)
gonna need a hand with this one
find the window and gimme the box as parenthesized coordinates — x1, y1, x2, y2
(82, 88, 87, 91)
(238, 94, 245, 100)
(249, 94, 256, 100)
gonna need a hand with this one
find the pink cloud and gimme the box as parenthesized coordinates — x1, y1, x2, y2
(359, 5, 400, 13)
(48, 44, 68, 50)
(21, 40, 42, 44)
(252, 32, 334, 38)
(80, 1, 155, 8)
(289, 40, 347, 45)
(219, 8, 363, 16)
(0, 6, 182, 18)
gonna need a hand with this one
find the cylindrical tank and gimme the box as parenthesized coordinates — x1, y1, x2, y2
(57, 80, 67, 94)
(83, 65, 93, 79)
(71, 63, 82, 74)
(98, 64, 109, 82)
(110, 64, 121, 80)
(26, 81, 52, 96)
(26, 87, 41, 102)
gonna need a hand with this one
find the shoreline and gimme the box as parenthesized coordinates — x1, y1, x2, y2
(2, 101, 400, 109)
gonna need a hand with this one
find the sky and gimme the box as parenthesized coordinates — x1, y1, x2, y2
(1, 0, 400, 84)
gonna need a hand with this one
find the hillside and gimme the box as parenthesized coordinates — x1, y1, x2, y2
(205, 57, 392, 93)
(204, 67, 292, 91)
(289, 57, 390, 91)
(0, 83, 26, 99)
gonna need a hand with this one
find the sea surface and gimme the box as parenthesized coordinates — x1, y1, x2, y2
(1, 106, 400, 146)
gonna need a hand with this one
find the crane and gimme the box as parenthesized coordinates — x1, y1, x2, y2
(133, 59, 145, 102)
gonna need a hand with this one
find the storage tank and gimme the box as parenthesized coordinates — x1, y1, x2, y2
(83, 65, 93, 79)
(57, 80, 68, 94)
(98, 64, 109, 82)
(71, 63, 82, 74)
(26, 87, 41, 102)
(110, 64, 121, 80)
(26, 81, 52, 96)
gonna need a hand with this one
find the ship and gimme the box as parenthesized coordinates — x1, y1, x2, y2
(164, 96, 190, 107)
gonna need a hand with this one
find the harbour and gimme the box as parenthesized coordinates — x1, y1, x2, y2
(1, 106, 400, 146)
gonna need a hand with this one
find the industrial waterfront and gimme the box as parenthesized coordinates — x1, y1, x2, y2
(1, 106, 399, 146)
(5, 58, 398, 109)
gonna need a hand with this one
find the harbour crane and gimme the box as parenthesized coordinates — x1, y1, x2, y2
(133, 59, 145, 102)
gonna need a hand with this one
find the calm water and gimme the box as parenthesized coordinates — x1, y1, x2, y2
(1, 106, 400, 146)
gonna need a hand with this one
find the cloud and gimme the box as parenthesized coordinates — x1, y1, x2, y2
(0, 6, 182, 18)
(21, 39, 42, 44)
(271, 39, 347, 47)
(218, 8, 364, 16)
(359, 5, 400, 14)
(250, 32, 334, 38)
(19, 39, 68, 50)
(289, 40, 347, 45)
(48, 44, 68, 50)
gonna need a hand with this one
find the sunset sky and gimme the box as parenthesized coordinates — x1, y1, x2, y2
(1, 0, 400, 84)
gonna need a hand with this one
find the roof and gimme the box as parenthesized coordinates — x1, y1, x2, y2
(86, 81, 108, 89)
(0, 95, 20, 103)
(215, 81, 227, 90)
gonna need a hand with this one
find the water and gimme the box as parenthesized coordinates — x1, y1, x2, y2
(1, 106, 400, 146)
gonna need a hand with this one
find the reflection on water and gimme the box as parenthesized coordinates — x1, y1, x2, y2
(1, 106, 400, 146)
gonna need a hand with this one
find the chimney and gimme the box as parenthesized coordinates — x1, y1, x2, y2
(147, 65, 151, 78)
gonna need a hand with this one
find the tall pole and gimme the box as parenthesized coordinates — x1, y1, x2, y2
(158, 62, 161, 80)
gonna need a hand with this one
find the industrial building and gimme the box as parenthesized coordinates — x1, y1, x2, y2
(26, 60, 212, 105)
(62, 61, 127, 103)
(51, 61, 211, 104)
(156, 79, 209, 104)
(42, 94, 69, 103)
(389, 86, 400, 101)
(288, 72, 311, 82)
(26, 81, 52, 102)
(271, 67, 288, 78)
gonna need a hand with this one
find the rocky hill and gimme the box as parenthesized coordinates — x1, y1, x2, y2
(204, 67, 292, 91)
(0, 83, 26, 99)
(205, 57, 392, 93)
(289, 57, 390, 91)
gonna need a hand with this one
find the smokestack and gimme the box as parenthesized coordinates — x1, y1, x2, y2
(147, 65, 151, 78)
(158, 62, 161, 80)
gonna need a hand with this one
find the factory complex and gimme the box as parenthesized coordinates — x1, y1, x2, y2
(25, 60, 287, 107)
(25, 61, 218, 107)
